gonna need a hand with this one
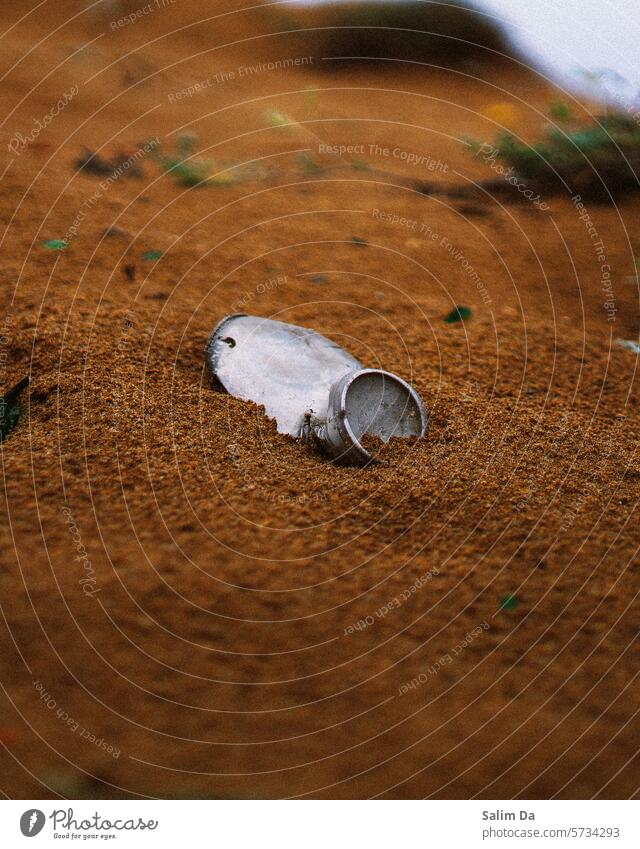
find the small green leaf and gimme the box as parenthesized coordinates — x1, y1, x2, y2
(444, 305, 472, 323)
(499, 593, 519, 611)
(310, 274, 327, 285)
(160, 155, 211, 188)
(0, 402, 20, 441)
(351, 236, 367, 247)
(42, 239, 68, 251)
(143, 250, 162, 261)
(0, 376, 29, 442)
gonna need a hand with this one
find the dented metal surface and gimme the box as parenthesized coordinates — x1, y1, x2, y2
(206, 314, 427, 465)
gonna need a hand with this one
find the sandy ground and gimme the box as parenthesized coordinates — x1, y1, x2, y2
(0, 1, 639, 799)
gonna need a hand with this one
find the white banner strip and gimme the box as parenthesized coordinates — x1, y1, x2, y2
(1, 800, 638, 848)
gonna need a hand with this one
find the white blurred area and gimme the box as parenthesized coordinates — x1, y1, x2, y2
(479, 0, 640, 103)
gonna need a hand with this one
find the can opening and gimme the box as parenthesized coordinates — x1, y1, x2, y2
(325, 369, 427, 464)
(345, 370, 425, 444)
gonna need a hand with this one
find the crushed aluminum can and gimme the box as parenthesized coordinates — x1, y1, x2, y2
(205, 314, 427, 465)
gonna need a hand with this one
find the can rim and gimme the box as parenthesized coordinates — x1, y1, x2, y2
(327, 368, 428, 464)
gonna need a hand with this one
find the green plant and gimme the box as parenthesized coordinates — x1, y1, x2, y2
(295, 152, 322, 175)
(0, 377, 29, 442)
(158, 134, 218, 188)
(263, 108, 296, 132)
(549, 102, 574, 122)
(467, 113, 640, 198)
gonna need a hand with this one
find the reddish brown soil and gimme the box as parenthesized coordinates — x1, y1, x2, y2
(0, 1, 639, 800)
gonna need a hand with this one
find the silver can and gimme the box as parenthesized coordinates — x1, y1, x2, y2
(206, 314, 427, 465)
